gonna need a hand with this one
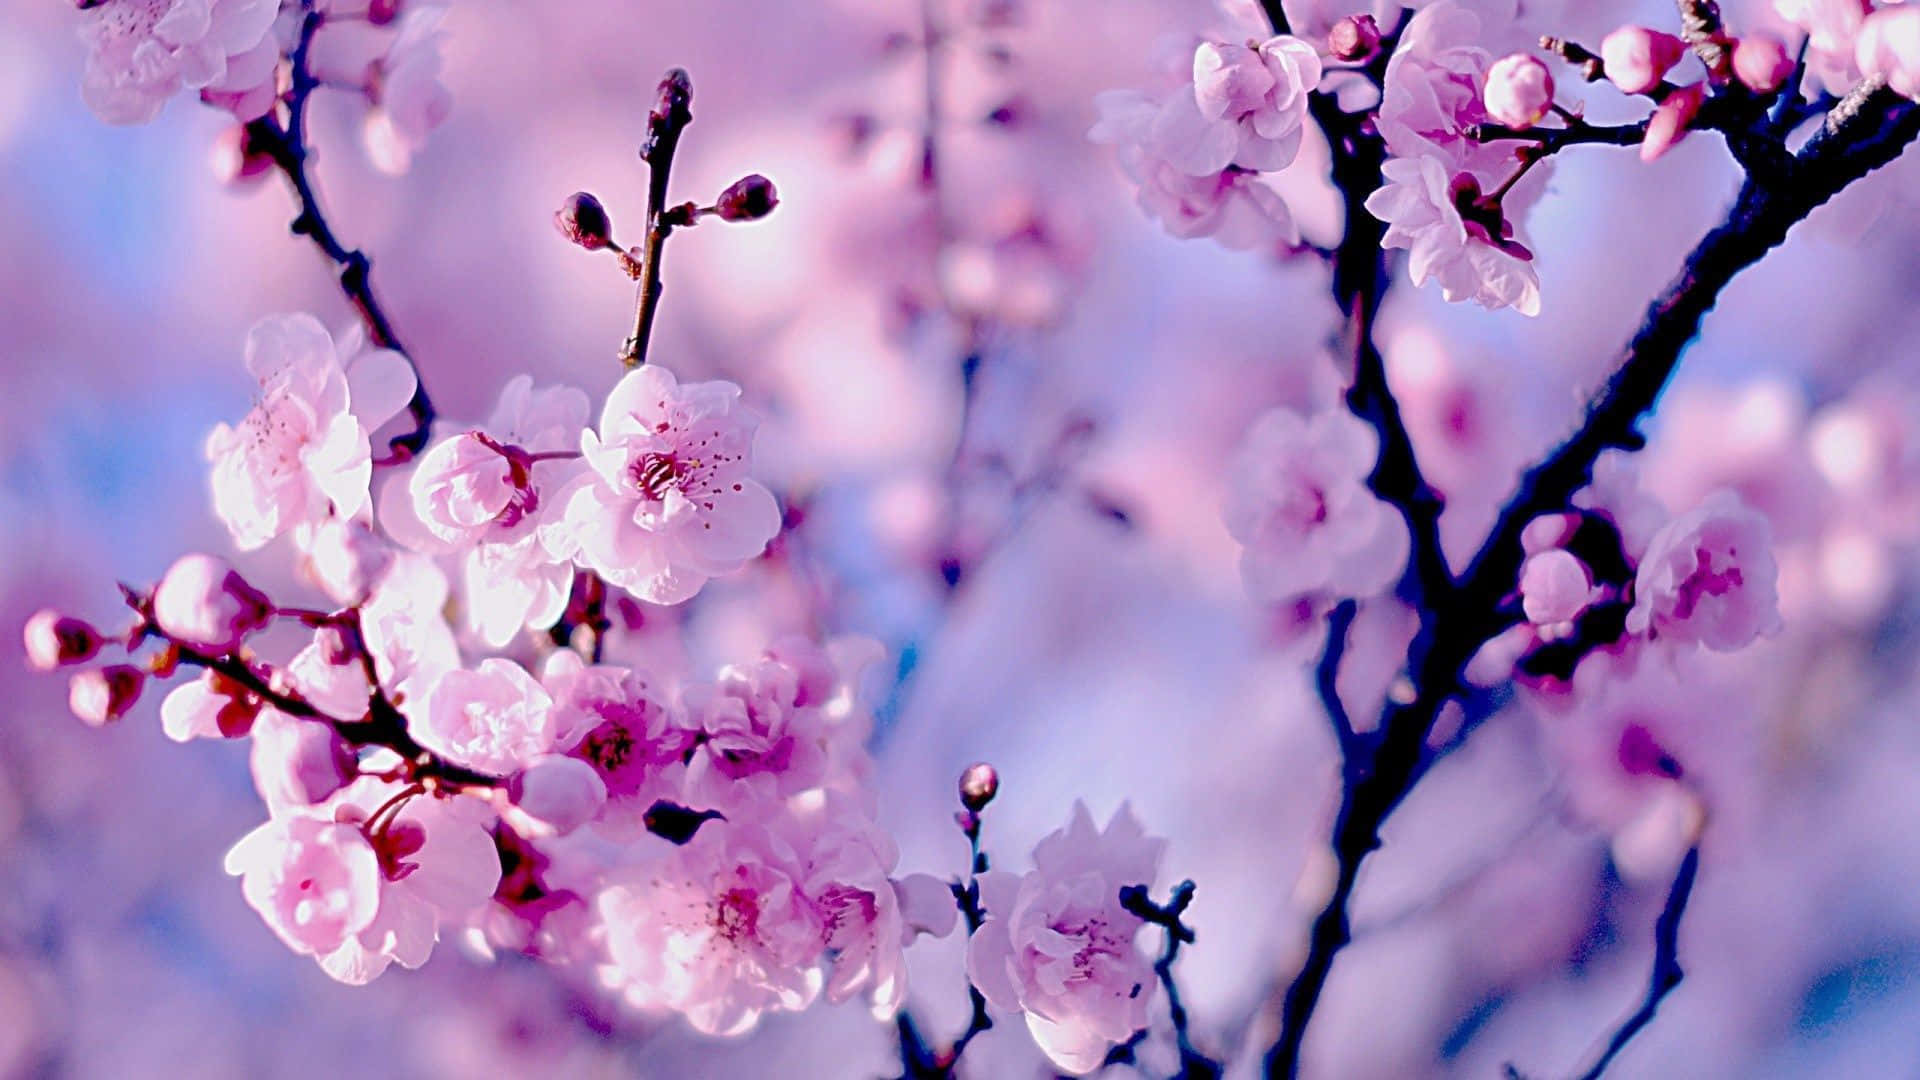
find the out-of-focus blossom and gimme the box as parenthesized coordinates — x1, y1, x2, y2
(1366, 155, 1540, 315)
(1858, 5, 1920, 100)
(1626, 491, 1783, 652)
(363, 4, 452, 175)
(546, 365, 780, 606)
(509, 755, 607, 836)
(78, 0, 280, 125)
(205, 315, 417, 552)
(1225, 407, 1411, 604)
(249, 708, 356, 813)
(151, 553, 272, 653)
(1482, 53, 1553, 129)
(595, 819, 825, 1036)
(1520, 548, 1599, 627)
(966, 802, 1162, 1075)
(1599, 26, 1687, 96)
(417, 658, 557, 776)
(297, 517, 395, 607)
(1776, 0, 1869, 93)
(358, 554, 460, 702)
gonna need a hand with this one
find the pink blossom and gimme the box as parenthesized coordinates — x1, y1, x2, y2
(509, 755, 607, 836)
(358, 554, 460, 702)
(895, 871, 960, 943)
(159, 670, 260, 741)
(151, 553, 272, 653)
(1365, 155, 1541, 315)
(77, 0, 280, 125)
(1733, 33, 1796, 94)
(249, 709, 355, 813)
(1378, 1, 1492, 163)
(1858, 6, 1920, 101)
(965, 803, 1163, 1075)
(1152, 36, 1321, 175)
(1776, 0, 1869, 94)
(222, 813, 382, 959)
(296, 517, 395, 607)
(1090, 88, 1300, 249)
(283, 628, 375, 722)
(542, 650, 694, 810)
(1482, 53, 1554, 129)
(1641, 82, 1706, 163)
(784, 803, 922, 1018)
(1225, 407, 1411, 604)
(205, 314, 417, 552)
(1520, 549, 1598, 626)
(1599, 27, 1688, 96)
(682, 655, 831, 812)
(547, 364, 780, 606)
(417, 658, 557, 775)
(595, 819, 825, 1035)
(363, 4, 452, 175)
(1627, 491, 1783, 652)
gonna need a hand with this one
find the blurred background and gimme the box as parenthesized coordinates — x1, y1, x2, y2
(5, 0, 1920, 1076)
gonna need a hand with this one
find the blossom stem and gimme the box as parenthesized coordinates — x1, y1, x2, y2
(243, 2, 436, 465)
(1564, 848, 1702, 1080)
(619, 69, 694, 369)
(1263, 85, 1920, 1078)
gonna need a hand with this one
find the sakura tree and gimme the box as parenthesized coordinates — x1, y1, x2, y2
(8, 0, 1920, 1076)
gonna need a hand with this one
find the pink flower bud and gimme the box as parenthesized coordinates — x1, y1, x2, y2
(959, 761, 999, 812)
(1484, 54, 1556, 129)
(70, 665, 144, 726)
(23, 609, 102, 670)
(510, 755, 607, 835)
(152, 554, 273, 653)
(1520, 549, 1598, 626)
(1520, 513, 1579, 555)
(1641, 81, 1706, 162)
(250, 711, 355, 812)
(368, 0, 403, 25)
(1328, 14, 1381, 63)
(554, 192, 614, 250)
(1731, 34, 1795, 94)
(1601, 27, 1687, 95)
(714, 174, 779, 223)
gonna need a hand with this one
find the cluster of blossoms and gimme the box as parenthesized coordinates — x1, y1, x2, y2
(77, 0, 451, 174)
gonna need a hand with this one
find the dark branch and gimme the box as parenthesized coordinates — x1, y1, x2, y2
(619, 68, 694, 368)
(244, 5, 434, 464)
(1315, 600, 1359, 752)
(1572, 847, 1702, 1080)
(1120, 880, 1222, 1080)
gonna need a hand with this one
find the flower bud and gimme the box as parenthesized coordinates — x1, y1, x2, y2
(152, 554, 273, 653)
(643, 68, 693, 162)
(1600, 27, 1687, 95)
(368, 0, 403, 25)
(1519, 549, 1597, 626)
(1731, 33, 1794, 94)
(715, 175, 779, 222)
(70, 665, 144, 726)
(1484, 54, 1555, 129)
(24, 609, 102, 670)
(1328, 14, 1381, 63)
(554, 192, 614, 251)
(958, 762, 999, 812)
(1641, 81, 1705, 162)
(511, 755, 608, 836)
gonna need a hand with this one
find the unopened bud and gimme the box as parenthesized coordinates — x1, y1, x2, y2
(1732, 33, 1794, 94)
(1601, 26, 1687, 95)
(554, 192, 615, 250)
(70, 665, 144, 726)
(24, 609, 102, 670)
(714, 174, 778, 222)
(1484, 54, 1555, 129)
(958, 762, 999, 812)
(152, 554, 273, 654)
(367, 0, 403, 25)
(643, 68, 693, 162)
(1329, 15, 1381, 63)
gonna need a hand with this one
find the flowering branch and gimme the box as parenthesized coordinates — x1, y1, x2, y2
(1118, 880, 1222, 1080)
(1264, 81, 1919, 1076)
(1567, 847, 1702, 1080)
(243, 4, 435, 464)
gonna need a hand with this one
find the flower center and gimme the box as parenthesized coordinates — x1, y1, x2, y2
(632, 452, 689, 501)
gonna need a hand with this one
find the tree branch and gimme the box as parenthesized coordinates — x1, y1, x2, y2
(619, 69, 694, 368)
(1570, 847, 1702, 1080)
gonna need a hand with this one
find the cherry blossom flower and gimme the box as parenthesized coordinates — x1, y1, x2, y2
(1365, 155, 1541, 315)
(541, 650, 695, 813)
(1225, 407, 1411, 604)
(1150, 36, 1322, 175)
(1776, 0, 1869, 94)
(965, 802, 1163, 1075)
(297, 517, 396, 607)
(151, 553, 272, 653)
(77, 0, 280, 125)
(1858, 5, 1920, 101)
(205, 314, 417, 552)
(416, 658, 558, 776)
(223, 812, 382, 959)
(1626, 491, 1784, 652)
(283, 627, 376, 722)
(358, 554, 460, 704)
(783, 802, 927, 1019)
(159, 670, 261, 742)
(595, 818, 825, 1035)
(249, 709, 356, 814)
(546, 364, 781, 606)
(1377, 1, 1492, 164)
(1520, 548, 1599, 627)
(508, 755, 608, 837)
(363, 4, 452, 175)
(681, 654, 832, 813)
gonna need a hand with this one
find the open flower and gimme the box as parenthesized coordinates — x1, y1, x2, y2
(78, 0, 280, 125)
(1366, 155, 1541, 315)
(966, 803, 1163, 1075)
(546, 364, 780, 605)
(1626, 490, 1783, 652)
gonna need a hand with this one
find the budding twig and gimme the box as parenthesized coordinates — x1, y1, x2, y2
(619, 68, 694, 368)
(1119, 880, 1222, 1080)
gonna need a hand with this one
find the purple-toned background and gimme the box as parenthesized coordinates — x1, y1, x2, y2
(5, 0, 1920, 1076)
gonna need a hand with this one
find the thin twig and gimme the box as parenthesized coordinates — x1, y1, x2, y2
(1315, 600, 1359, 753)
(619, 69, 694, 368)
(1571, 847, 1702, 1080)
(1119, 880, 1223, 1080)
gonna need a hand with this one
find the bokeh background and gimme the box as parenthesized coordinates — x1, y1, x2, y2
(5, 0, 1920, 1076)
